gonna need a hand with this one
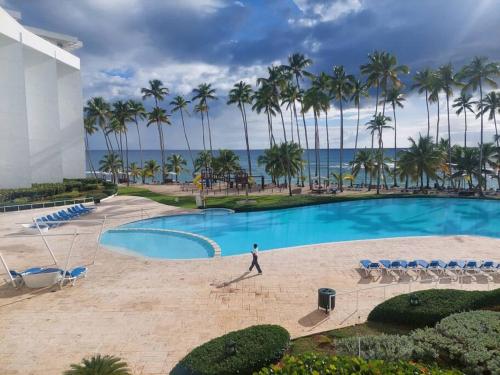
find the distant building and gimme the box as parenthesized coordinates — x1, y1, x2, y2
(0, 6, 85, 189)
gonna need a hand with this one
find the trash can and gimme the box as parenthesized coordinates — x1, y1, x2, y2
(318, 288, 336, 314)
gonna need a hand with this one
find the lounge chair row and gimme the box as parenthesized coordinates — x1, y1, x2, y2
(30, 204, 95, 230)
(9, 266, 87, 288)
(360, 259, 500, 278)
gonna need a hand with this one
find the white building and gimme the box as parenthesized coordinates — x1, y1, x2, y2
(0, 7, 85, 189)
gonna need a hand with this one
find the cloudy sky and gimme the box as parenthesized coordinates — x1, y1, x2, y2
(4, 0, 500, 150)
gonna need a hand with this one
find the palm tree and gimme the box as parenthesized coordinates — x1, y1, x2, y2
(170, 95, 194, 167)
(129, 162, 141, 184)
(350, 79, 369, 160)
(378, 52, 409, 115)
(284, 53, 313, 188)
(252, 84, 278, 148)
(141, 80, 169, 181)
(281, 83, 304, 184)
(279, 142, 303, 196)
(477, 91, 500, 148)
(452, 93, 475, 149)
(194, 150, 212, 172)
(403, 135, 441, 189)
(451, 146, 480, 189)
(194, 103, 208, 152)
(192, 83, 217, 157)
(350, 149, 373, 187)
(127, 100, 147, 168)
(84, 97, 113, 156)
(146, 107, 171, 183)
(381, 87, 405, 186)
(111, 100, 132, 185)
(312, 73, 332, 179)
(412, 68, 434, 137)
(99, 153, 122, 184)
(330, 65, 355, 192)
(459, 56, 499, 194)
(258, 145, 283, 186)
(83, 116, 98, 178)
(302, 87, 323, 186)
(366, 113, 393, 194)
(438, 63, 459, 183)
(396, 151, 418, 189)
(429, 73, 444, 144)
(167, 154, 187, 183)
(227, 81, 253, 175)
(213, 149, 240, 192)
(64, 354, 131, 375)
(144, 159, 161, 183)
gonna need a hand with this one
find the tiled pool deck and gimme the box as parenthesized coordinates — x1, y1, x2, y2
(0, 196, 498, 374)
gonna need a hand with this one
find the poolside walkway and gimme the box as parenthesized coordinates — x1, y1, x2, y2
(0, 195, 499, 374)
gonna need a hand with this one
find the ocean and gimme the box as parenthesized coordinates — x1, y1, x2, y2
(88, 148, 401, 185)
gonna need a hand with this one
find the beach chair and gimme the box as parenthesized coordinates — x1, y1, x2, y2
(63, 266, 88, 286)
(58, 210, 76, 220)
(429, 260, 447, 275)
(359, 260, 381, 277)
(480, 261, 498, 275)
(445, 260, 465, 274)
(68, 206, 83, 216)
(408, 260, 429, 275)
(8, 267, 43, 286)
(73, 205, 89, 214)
(51, 213, 68, 222)
(390, 260, 408, 276)
(464, 260, 481, 274)
(78, 203, 95, 211)
(378, 260, 395, 276)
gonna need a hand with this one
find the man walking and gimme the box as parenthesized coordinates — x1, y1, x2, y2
(248, 243, 262, 274)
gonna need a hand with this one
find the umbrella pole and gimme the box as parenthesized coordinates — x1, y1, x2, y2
(0, 253, 16, 287)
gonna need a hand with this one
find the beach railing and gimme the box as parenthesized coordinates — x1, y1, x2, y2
(0, 197, 94, 213)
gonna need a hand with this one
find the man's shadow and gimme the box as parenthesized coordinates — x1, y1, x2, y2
(215, 271, 261, 288)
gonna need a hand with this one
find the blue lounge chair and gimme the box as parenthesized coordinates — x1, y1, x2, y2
(480, 261, 498, 274)
(74, 205, 90, 214)
(67, 207, 82, 216)
(8, 267, 44, 286)
(429, 260, 447, 275)
(78, 203, 95, 211)
(51, 213, 68, 222)
(445, 260, 465, 273)
(63, 266, 87, 285)
(58, 210, 75, 220)
(464, 260, 481, 274)
(408, 260, 429, 275)
(390, 260, 408, 275)
(359, 260, 381, 277)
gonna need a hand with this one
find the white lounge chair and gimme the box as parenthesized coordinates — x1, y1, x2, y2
(22, 268, 62, 289)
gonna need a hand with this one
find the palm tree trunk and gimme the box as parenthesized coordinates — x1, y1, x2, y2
(124, 131, 130, 186)
(296, 76, 312, 189)
(354, 104, 360, 160)
(134, 117, 143, 169)
(180, 109, 195, 168)
(292, 102, 304, 186)
(206, 111, 214, 158)
(157, 122, 166, 183)
(425, 89, 430, 138)
(435, 97, 440, 144)
(393, 103, 398, 187)
(325, 110, 330, 182)
(85, 134, 98, 178)
(315, 114, 320, 183)
(279, 110, 288, 143)
(200, 112, 207, 152)
(478, 80, 485, 194)
(289, 108, 294, 143)
(240, 103, 252, 175)
(493, 112, 499, 148)
(464, 109, 468, 150)
(376, 130, 382, 195)
(446, 94, 453, 188)
(339, 101, 344, 192)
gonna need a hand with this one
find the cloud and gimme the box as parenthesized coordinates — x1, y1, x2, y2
(290, 0, 363, 27)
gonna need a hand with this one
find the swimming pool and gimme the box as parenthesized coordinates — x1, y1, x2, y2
(101, 198, 500, 259)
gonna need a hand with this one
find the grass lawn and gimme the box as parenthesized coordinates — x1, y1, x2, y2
(289, 321, 413, 356)
(117, 186, 410, 212)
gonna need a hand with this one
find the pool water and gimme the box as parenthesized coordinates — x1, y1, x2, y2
(102, 198, 500, 259)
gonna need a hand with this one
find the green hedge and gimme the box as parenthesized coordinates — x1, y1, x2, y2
(171, 325, 290, 375)
(257, 354, 461, 374)
(368, 289, 500, 328)
(336, 334, 414, 362)
(411, 311, 500, 374)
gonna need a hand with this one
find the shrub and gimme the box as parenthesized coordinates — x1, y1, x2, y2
(80, 183, 98, 191)
(171, 325, 290, 375)
(411, 310, 500, 374)
(368, 289, 500, 328)
(335, 334, 414, 361)
(64, 354, 131, 375)
(103, 188, 117, 196)
(256, 353, 461, 374)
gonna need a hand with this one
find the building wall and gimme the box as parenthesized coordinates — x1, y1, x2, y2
(0, 7, 84, 189)
(0, 35, 32, 188)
